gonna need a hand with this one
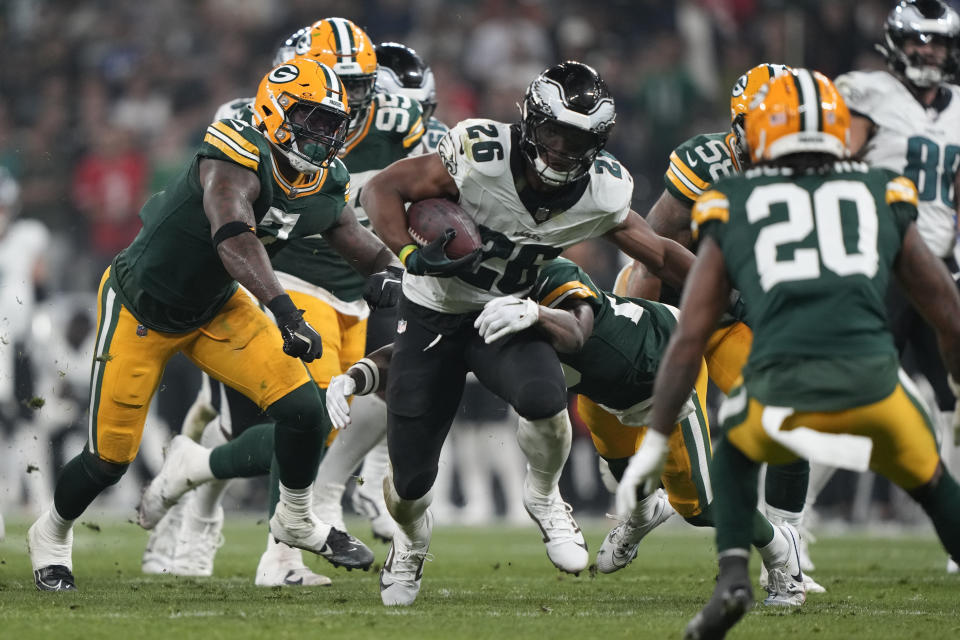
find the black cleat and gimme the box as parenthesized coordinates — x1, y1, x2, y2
(318, 528, 375, 571)
(34, 565, 77, 592)
(683, 584, 753, 640)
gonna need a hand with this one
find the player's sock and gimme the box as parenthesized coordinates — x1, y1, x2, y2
(756, 523, 788, 567)
(912, 468, 960, 561)
(806, 463, 837, 510)
(516, 410, 571, 496)
(53, 451, 128, 520)
(384, 473, 432, 541)
(208, 422, 275, 479)
(269, 382, 328, 490)
(193, 421, 231, 518)
(710, 439, 760, 554)
(764, 459, 808, 519)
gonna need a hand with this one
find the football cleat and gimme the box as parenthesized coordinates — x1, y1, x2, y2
(141, 501, 184, 574)
(33, 565, 77, 592)
(28, 511, 76, 592)
(683, 583, 754, 640)
(270, 501, 374, 570)
(596, 491, 675, 574)
(351, 481, 397, 543)
(170, 495, 224, 577)
(762, 524, 806, 607)
(138, 435, 211, 530)
(255, 536, 332, 587)
(522, 478, 588, 574)
(948, 558, 959, 574)
(380, 510, 434, 606)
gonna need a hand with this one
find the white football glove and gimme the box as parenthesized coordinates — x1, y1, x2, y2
(474, 295, 540, 344)
(325, 374, 356, 430)
(615, 430, 670, 519)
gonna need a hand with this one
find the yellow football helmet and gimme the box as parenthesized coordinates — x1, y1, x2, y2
(745, 68, 851, 164)
(300, 18, 378, 129)
(730, 63, 791, 165)
(252, 58, 350, 173)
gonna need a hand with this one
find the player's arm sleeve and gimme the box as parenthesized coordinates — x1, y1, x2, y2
(885, 174, 920, 239)
(691, 188, 730, 246)
(199, 120, 262, 173)
(535, 260, 604, 313)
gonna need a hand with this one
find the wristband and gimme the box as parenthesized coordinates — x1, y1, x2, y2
(348, 358, 380, 395)
(398, 244, 418, 267)
(213, 221, 256, 246)
(266, 294, 298, 319)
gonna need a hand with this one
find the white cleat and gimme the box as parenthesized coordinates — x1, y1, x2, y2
(352, 481, 397, 543)
(763, 524, 806, 607)
(380, 510, 433, 606)
(137, 435, 211, 530)
(596, 492, 675, 574)
(312, 482, 348, 533)
(141, 501, 184, 574)
(522, 478, 588, 575)
(170, 495, 224, 577)
(255, 536, 332, 587)
(28, 510, 77, 591)
(797, 523, 816, 573)
(270, 500, 374, 570)
(947, 558, 959, 574)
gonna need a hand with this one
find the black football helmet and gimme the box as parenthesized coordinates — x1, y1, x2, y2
(375, 42, 437, 121)
(879, 0, 960, 87)
(519, 61, 616, 186)
(272, 25, 311, 66)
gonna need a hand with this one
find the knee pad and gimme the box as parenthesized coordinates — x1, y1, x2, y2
(81, 450, 129, 487)
(513, 379, 566, 421)
(385, 466, 435, 505)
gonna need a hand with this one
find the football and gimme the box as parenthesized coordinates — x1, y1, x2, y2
(406, 198, 482, 259)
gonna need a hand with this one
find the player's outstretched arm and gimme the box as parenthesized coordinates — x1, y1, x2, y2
(326, 344, 395, 429)
(894, 223, 960, 382)
(324, 204, 401, 276)
(537, 300, 594, 353)
(605, 210, 695, 290)
(360, 153, 459, 255)
(622, 190, 695, 299)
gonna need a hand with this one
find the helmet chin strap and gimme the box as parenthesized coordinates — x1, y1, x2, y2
(532, 156, 575, 186)
(278, 144, 324, 174)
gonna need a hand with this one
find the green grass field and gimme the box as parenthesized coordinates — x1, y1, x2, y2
(1, 516, 957, 640)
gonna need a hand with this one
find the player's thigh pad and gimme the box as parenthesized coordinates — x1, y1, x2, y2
(184, 288, 311, 410)
(705, 322, 753, 396)
(89, 269, 187, 463)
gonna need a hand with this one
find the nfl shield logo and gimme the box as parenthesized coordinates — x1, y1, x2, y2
(136, 324, 148, 337)
(397, 319, 407, 334)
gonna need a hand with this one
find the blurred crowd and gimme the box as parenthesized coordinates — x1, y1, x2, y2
(0, 0, 947, 522)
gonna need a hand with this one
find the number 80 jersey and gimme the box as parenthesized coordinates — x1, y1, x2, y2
(404, 118, 633, 314)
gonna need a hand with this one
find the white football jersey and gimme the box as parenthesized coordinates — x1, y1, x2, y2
(403, 118, 633, 313)
(835, 70, 960, 257)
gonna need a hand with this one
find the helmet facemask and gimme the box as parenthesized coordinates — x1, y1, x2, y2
(274, 95, 349, 173)
(881, 0, 960, 88)
(521, 110, 606, 186)
(341, 73, 377, 130)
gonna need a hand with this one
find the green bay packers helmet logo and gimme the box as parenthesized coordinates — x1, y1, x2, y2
(268, 64, 300, 83)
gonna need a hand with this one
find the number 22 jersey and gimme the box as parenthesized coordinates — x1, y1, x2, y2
(405, 118, 633, 314)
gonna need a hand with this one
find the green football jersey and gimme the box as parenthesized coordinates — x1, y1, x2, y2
(664, 131, 741, 208)
(269, 92, 425, 301)
(534, 258, 679, 411)
(111, 118, 349, 333)
(695, 161, 919, 410)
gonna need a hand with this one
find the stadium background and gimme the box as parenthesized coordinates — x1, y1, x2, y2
(0, 0, 953, 528)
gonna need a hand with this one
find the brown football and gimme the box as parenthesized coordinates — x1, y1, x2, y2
(406, 198, 482, 259)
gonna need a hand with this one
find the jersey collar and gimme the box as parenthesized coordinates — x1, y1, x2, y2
(509, 125, 590, 224)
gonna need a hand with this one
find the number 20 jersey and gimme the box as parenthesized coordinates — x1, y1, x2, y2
(405, 118, 633, 314)
(835, 70, 960, 258)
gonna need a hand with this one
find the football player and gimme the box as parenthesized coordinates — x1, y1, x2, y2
(808, 1, 960, 573)
(140, 18, 424, 585)
(28, 58, 401, 591)
(359, 61, 694, 605)
(328, 257, 810, 606)
(620, 68, 960, 639)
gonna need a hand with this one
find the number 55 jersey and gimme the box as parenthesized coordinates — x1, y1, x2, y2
(693, 162, 919, 411)
(835, 70, 960, 258)
(406, 118, 633, 314)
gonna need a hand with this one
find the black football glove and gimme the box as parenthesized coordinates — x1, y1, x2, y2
(404, 228, 482, 278)
(268, 295, 323, 362)
(364, 265, 404, 309)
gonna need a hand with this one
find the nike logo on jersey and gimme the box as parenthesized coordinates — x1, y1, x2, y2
(227, 119, 246, 132)
(685, 152, 699, 167)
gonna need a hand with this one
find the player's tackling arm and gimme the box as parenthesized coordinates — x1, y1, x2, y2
(323, 203, 401, 276)
(199, 157, 284, 305)
(623, 190, 694, 299)
(360, 153, 459, 255)
(894, 223, 960, 381)
(537, 300, 594, 353)
(605, 210, 694, 291)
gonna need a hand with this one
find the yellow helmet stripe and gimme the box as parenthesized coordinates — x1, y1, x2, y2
(402, 116, 426, 148)
(541, 281, 597, 308)
(886, 176, 919, 206)
(668, 151, 709, 191)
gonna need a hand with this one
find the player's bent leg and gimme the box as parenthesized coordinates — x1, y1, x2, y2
(352, 433, 396, 542)
(380, 473, 434, 606)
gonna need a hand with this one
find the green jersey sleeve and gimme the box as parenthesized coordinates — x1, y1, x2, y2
(877, 169, 919, 240)
(533, 258, 604, 314)
(663, 132, 740, 206)
(200, 119, 265, 174)
(690, 180, 734, 247)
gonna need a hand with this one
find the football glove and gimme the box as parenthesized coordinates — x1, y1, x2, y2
(268, 295, 323, 363)
(474, 295, 540, 344)
(325, 374, 356, 430)
(615, 429, 669, 518)
(404, 228, 482, 277)
(363, 265, 403, 309)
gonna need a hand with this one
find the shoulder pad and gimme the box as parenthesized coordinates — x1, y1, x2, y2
(884, 174, 919, 206)
(834, 71, 885, 114)
(588, 152, 633, 214)
(535, 258, 601, 307)
(203, 119, 264, 172)
(442, 118, 512, 178)
(690, 189, 730, 241)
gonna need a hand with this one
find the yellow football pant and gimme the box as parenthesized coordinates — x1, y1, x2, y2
(724, 378, 940, 491)
(89, 269, 312, 464)
(576, 361, 712, 518)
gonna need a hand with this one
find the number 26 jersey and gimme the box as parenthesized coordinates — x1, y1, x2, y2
(404, 118, 633, 314)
